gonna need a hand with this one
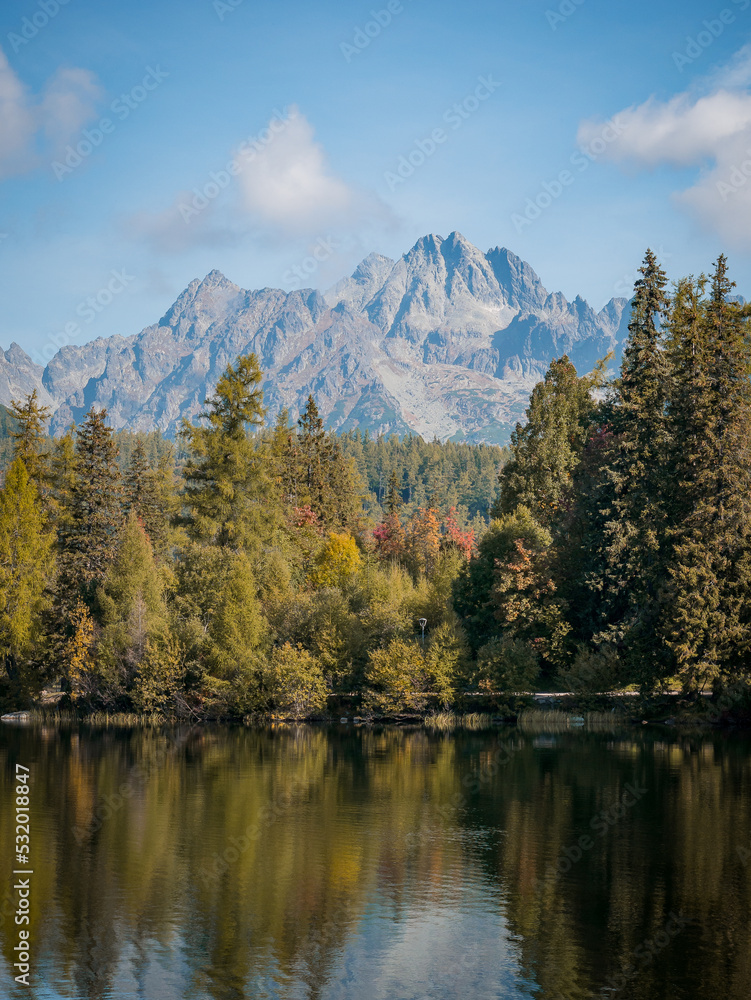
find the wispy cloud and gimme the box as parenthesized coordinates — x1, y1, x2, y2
(126, 107, 395, 255)
(235, 109, 386, 238)
(0, 47, 102, 179)
(576, 45, 751, 250)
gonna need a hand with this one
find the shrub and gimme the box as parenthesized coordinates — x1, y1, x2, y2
(364, 638, 427, 715)
(263, 643, 328, 720)
(476, 636, 540, 693)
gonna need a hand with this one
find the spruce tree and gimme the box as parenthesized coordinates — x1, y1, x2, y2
(596, 250, 672, 684)
(294, 394, 362, 530)
(124, 441, 169, 555)
(662, 259, 751, 691)
(181, 353, 272, 549)
(57, 407, 123, 614)
(10, 390, 51, 488)
(494, 355, 605, 527)
(385, 470, 402, 514)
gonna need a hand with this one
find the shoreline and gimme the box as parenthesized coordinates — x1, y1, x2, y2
(3, 698, 750, 731)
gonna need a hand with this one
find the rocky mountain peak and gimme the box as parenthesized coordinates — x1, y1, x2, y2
(2, 234, 635, 444)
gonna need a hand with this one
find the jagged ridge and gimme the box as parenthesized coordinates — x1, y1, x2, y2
(0, 232, 631, 443)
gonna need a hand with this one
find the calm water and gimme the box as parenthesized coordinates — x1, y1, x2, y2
(1, 722, 750, 1000)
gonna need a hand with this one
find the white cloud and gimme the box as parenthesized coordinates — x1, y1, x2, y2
(0, 47, 102, 180)
(0, 48, 37, 178)
(40, 66, 103, 155)
(128, 106, 395, 254)
(576, 48, 751, 250)
(577, 90, 751, 168)
(235, 108, 383, 237)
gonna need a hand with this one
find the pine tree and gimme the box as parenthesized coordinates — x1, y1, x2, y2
(294, 395, 363, 530)
(385, 469, 402, 514)
(493, 355, 606, 527)
(124, 441, 169, 555)
(594, 250, 673, 683)
(10, 390, 51, 488)
(57, 407, 123, 614)
(662, 259, 751, 691)
(181, 353, 273, 549)
(0, 458, 55, 692)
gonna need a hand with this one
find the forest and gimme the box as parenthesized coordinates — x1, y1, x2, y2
(0, 250, 750, 720)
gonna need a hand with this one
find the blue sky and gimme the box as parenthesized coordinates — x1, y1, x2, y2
(2, 0, 751, 364)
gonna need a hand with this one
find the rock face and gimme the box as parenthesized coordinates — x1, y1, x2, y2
(2, 233, 631, 443)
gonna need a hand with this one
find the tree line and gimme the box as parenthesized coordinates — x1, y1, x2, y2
(1, 249, 749, 717)
(460, 250, 751, 702)
(0, 360, 487, 718)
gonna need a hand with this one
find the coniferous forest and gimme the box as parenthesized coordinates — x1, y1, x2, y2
(1, 251, 750, 721)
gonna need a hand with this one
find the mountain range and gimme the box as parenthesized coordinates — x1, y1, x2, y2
(0, 232, 632, 444)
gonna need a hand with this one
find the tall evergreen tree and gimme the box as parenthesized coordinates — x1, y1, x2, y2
(662, 259, 751, 691)
(385, 469, 402, 514)
(124, 441, 170, 555)
(594, 250, 673, 682)
(493, 355, 606, 527)
(10, 390, 51, 487)
(293, 395, 362, 530)
(180, 353, 272, 549)
(57, 407, 123, 614)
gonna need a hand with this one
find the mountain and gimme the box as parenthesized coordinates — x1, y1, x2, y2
(1, 232, 631, 444)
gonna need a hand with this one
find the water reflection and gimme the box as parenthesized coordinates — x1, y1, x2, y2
(1, 724, 750, 999)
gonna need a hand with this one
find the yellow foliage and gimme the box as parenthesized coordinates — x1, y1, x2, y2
(309, 532, 362, 589)
(65, 598, 96, 699)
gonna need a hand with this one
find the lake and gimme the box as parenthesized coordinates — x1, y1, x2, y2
(1, 722, 750, 999)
